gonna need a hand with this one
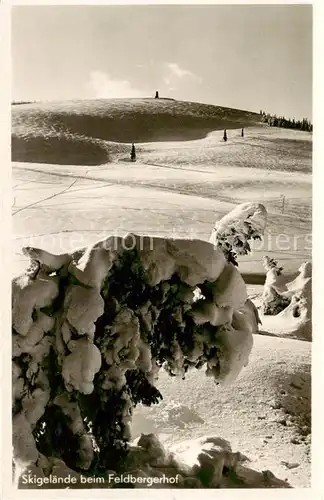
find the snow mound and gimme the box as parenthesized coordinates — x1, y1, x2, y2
(123, 433, 290, 488)
(260, 260, 312, 341)
(167, 435, 290, 488)
(17, 433, 290, 489)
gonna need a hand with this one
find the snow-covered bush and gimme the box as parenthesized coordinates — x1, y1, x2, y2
(260, 259, 312, 341)
(260, 285, 291, 316)
(12, 231, 263, 485)
(261, 257, 291, 315)
(210, 202, 267, 266)
(263, 256, 283, 275)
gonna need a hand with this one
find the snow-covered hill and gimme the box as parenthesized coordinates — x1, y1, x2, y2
(12, 98, 261, 165)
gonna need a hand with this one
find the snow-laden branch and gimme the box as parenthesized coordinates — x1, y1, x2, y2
(210, 202, 267, 265)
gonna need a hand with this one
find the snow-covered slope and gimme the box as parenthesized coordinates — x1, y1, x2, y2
(131, 333, 311, 488)
(13, 126, 311, 276)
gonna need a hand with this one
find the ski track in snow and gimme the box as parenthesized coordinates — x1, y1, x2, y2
(12, 127, 311, 277)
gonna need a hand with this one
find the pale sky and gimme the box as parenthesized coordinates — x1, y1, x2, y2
(12, 5, 312, 120)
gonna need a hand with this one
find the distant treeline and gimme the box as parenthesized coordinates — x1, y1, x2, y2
(12, 101, 34, 105)
(260, 110, 312, 132)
